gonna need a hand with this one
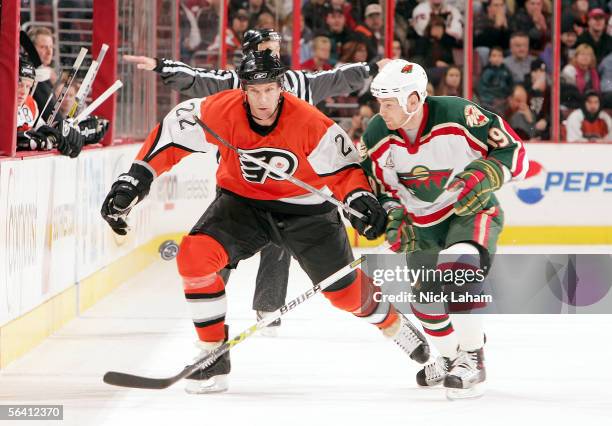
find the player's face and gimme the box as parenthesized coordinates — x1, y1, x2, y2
(258, 41, 281, 57)
(245, 82, 282, 121)
(34, 35, 54, 66)
(17, 78, 34, 107)
(56, 84, 77, 116)
(377, 98, 409, 130)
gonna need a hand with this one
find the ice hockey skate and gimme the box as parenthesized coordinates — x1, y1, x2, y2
(256, 310, 281, 337)
(444, 348, 486, 400)
(383, 313, 430, 363)
(184, 327, 231, 394)
(416, 355, 453, 387)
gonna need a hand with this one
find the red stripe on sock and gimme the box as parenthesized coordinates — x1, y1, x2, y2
(424, 325, 454, 337)
(411, 305, 449, 321)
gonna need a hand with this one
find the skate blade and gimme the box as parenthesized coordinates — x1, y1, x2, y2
(446, 383, 485, 400)
(260, 326, 280, 338)
(184, 375, 229, 394)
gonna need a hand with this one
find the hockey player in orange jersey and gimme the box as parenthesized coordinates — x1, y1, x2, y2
(101, 50, 430, 394)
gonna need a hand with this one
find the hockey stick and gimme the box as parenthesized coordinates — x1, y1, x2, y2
(73, 80, 123, 123)
(192, 115, 368, 221)
(103, 256, 365, 389)
(67, 44, 108, 118)
(46, 47, 88, 125)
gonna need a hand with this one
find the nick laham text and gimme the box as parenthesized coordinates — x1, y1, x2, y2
(373, 291, 492, 304)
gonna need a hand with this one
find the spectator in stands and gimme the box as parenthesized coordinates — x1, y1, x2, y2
(330, 0, 357, 30)
(576, 8, 612, 63)
(301, 36, 333, 71)
(198, 0, 222, 51)
(561, 22, 579, 68)
(243, 0, 274, 29)
(411, 0, 463, 41)
(477, 46, 514, 115)
(337, 39, 369, 65)
(504, 32, 537, 83)
(325, 5, 356, 65)
(347, 103, 375, 141)
(207, 8, 249, 59)
(392, 38, 403, 59)
(524, 58, 550, 139)
(598, 52, 612, 107)
(256, 12, 275, 29)
(427, 82, 435, 96)
(303, 0, 329, 34)
(565, 90, 612, 141)
(474, 0, 511, 54)
(179, 1, 204, 62)
(509, 0, 551, 51)
(562, 43, 601, 97)
(412, 15, 459, 70)
(354, 4, 385, 60)
(435, 65, 462, 96)
(280, 13, 313, 65)
(562, 0, 589, 37)
(507, 83, 539, 140)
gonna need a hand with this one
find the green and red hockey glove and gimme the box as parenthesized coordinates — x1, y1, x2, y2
(448, 158, 504, 216)
(385, 207, 418, 253)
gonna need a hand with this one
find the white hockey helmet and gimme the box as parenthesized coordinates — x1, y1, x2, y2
(370, 60, 428, 114)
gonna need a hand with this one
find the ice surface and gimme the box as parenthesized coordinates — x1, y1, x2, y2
(1, 246, 611, 426)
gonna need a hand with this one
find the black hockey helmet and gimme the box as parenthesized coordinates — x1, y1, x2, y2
(238, 49, 287, 87)
(242, 29, 282, 54)
(19, 57, 36, 82)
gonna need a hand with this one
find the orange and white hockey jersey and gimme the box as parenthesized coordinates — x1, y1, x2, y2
(134, 90, 372, 214)
(17, 95, 39, 132)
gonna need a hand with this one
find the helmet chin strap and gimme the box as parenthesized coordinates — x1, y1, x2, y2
(398, 104, 420, 129)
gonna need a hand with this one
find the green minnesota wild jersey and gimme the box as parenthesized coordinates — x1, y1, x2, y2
(358, 96, 528, 227)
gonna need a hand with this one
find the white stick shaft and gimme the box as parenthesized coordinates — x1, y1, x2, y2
(48, 47, 88, 124)
(74, 80, 123, 123)
(69, 44, 109, 118)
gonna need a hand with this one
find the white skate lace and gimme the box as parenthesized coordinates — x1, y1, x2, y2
(395, 316, 422, 353)
(425, 356, 448, 381)
(450, 351, 478, 379)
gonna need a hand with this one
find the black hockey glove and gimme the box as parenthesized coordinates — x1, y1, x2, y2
(17, 130, 54, 151)
(100, 163, 154, 235)
(38, 119, 85, 158)
(78, 115, 109, 144)
(344, 190, 387, 240)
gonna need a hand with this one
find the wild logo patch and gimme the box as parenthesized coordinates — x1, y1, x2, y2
(397, 165, 452, 202)
(239, 147, 298, 184)
(401, 64, 413, 74)
(464, 105, 489, 128)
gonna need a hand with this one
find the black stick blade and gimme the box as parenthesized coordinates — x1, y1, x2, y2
(103, 371, 183, 390)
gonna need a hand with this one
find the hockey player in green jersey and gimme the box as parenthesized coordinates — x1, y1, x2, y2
(359, 60, 529, 399)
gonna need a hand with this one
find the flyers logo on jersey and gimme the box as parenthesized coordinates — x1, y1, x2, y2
(239, 147, 299, 184)
(464, 105, 489, 127)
